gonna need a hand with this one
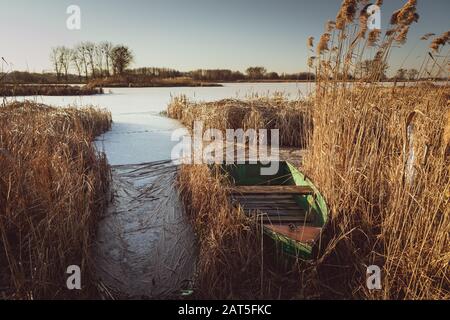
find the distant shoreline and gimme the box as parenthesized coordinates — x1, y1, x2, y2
(1, 80, 447, 96)
(0, 84, 103, 97)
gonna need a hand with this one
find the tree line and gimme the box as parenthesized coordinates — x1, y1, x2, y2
(49, 43, 317, 83)
(50, 43, 315, 83)
(187, 67, 315, 81)
(394, 68, 420, 81)
(2, 44, 429, 84)
(50, 42, 134, 82)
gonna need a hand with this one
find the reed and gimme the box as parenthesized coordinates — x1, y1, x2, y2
(0, 84, 103, 97)
(167, 96, 313, 148)
(302, 85, 449, 299)
(178, 164, 311, 299)
(177, 0, 449, 300)
(0, 101, 112, 299)
(302, 0, 449, 299)
(87, 76, 221, 88)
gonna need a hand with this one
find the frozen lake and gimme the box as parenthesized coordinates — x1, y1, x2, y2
(8, 82, 314, 165)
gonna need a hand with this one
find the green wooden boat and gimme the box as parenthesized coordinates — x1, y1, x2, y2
(220, 161, 328, 260)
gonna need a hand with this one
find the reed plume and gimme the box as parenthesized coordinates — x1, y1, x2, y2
(368, 29, 381, 46)
(430, 30, 450, 52)
(336, 0, 358, 30)
(317, 33, 331, 55)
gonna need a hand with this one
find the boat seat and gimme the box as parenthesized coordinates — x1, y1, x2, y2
(236, 207, 315, 224)
(258, 213, 314, 223)
(231, 191, 315, 224)
(264, 225, 322, 244)
(231, 185, 315, 195)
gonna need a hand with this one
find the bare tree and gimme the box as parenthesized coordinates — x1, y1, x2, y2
(100, 42, 114, 76)
(83, 42, 96, 78)
(111, 45, 134, 75)
(407, 68, 419, 81)
(51, 41, 133, 81)
(50, 47, 62, 82)
(94, 44, 104, 77)
(246, 67, 267, 80)
(395, 68, 407, 81)
(73, 44, 89, 81)
(71, 48, 83, 82)
(59, 46, 72, 82)
(356, 59, 389, 80)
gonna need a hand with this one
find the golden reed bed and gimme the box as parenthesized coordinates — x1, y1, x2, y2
(176, 84, 449, 300)
(167, 95, 313, 148)
(175, 0, 449, 300)
(0, 102, 111, 299)
(0, 84, 103, 96)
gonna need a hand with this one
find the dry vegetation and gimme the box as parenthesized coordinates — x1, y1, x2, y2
(0, 84, 103, 97)
(88, 76, 221, 88)
(304, 85, 449, 299)
(177, 0, 449, 300)
(0, 0, 447, 301)
(0, 101, 111, 299)
(178, 165, 311, 299)
(167, 95, 313, 148)
(304, 0, 449, 299)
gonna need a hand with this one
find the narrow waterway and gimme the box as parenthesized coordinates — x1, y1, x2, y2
(93, 161, 197, 299)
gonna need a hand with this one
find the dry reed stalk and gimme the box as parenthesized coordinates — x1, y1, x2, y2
(177, 164, 316, 299)
(303, 85, 449, 299)
(175, 0, 449, 300)
(304, 0, 449, 300)
(167, 96, 313, 148)
(0, 101, 112, 299)
(0, 84, 103, 97)
(430, 30, 450, 52)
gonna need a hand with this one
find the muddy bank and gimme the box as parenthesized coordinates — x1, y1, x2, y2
(93, 160, 197, 299)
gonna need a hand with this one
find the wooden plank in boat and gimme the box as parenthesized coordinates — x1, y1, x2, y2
(245, 211, 310, 218)
(235, 198, 297, 205)
(233, 199, 297, 205)
(259, 215, 314, 223)
(240, 203, 305, 214)
(244, 207, 307, 216)
(248, 213, 314, 223)
(264, 225, 322, 244)
(239, 203, 302, 210)
(232, 194, 295, 200)
(232, 185, 314, 195)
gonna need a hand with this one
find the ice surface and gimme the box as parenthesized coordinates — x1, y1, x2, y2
(9, 83, 313, 165)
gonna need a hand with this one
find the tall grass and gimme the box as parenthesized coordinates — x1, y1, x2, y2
(87, 76, 221, 88)
(302, 0, 449, 299)
(167, 96, 312, 148)
(178, 164, 312, 299)
(177, 0, 449, 300)
(0, 84, 103, 97)
(0, 101, 111, 299)
(302, 85, 449, 299)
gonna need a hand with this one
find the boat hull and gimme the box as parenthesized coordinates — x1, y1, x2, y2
(221, 161, 329, 260)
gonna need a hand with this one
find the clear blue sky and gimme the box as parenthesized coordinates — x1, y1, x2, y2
(0, 0, 449, 75)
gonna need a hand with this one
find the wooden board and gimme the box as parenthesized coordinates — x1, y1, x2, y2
(233, 198, 297, 205)
(232, 185, 314, 195)
(264, 225, 322, 243)
(261, 216, 314, 223)
(232, 194, 296, 200)
(249, 213, 314, 223)
(239, 203, 303, 210)
(243, 208, 309, 215)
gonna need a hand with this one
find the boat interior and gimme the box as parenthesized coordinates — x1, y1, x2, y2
(220, 162, 324, 245)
